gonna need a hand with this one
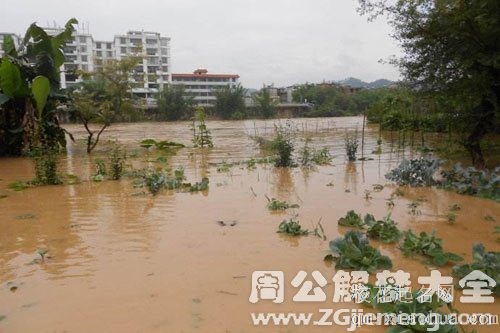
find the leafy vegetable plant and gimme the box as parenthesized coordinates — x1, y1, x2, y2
(325, 231, 392, 272)
(400, 230, 463, 266)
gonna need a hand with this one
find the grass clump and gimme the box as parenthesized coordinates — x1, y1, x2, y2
(324, 231, 392, 272)
(400, 230, 463, 266)
(298, 138, 332, 167)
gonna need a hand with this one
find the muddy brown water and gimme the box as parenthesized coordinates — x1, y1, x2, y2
(0, 117, 498, 332)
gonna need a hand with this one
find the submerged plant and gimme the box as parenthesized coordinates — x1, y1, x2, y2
(109, 146, 126, 180)
(266, 197, 299, 211)
(188, 177, 209, 192)
(344, 131, 358, 161)
(337, 210, 365, 229)
(92, 159, 107, 182)
(325, 231, 392, 272)
(277, 218, 310, 236)
(8, 181, 28, 191)
(400, 230, 463, 266)
(30, 146, 62, 185)
(385, 158, 442, 186)
(407, 200, 422, 215)
(191, 107, 213, 148)
(453, 243, 500, 296)
(144, 169, 167, 195)
(366, 215, 402, 243)
(440, 164, 500, 200)
(270, 122, 295, 167)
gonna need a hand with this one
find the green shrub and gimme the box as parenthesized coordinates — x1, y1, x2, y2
(270, 123, 295, 167)
(30, 146, 62, 185)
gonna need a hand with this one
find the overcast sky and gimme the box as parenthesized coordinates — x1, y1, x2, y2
(2, 0, 401, 88)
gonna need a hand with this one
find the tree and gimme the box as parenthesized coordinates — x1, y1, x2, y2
(253, 87, 277, 118)
(70, 56, 139, 153)
(213, 84, 246, 119)
(156, 84, 193, 120)
(0, 18, 77, 156)
(358, 0, 500, 168)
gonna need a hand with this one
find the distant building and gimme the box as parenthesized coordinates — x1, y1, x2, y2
(172, 69, 239, 107)
(113, 30, 171, 98)
(1, 25, 171, 97)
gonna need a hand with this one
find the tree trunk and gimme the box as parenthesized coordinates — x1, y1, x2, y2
(464, 98, 494, 170)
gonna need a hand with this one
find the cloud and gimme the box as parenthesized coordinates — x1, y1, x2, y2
(2, 0, 401, 87)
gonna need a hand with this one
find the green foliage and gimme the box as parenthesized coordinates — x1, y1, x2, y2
(109, 146, 126, 180)
(453, 243, 500, 296)
(358, 0, 500, 168)
(92, 159, 107, 182)
(270, 122, 295, 167)
(188, 177, 209, 192)
(401, 230, 463, 266)
(69, 56, 140, 153)
(156, 85, 194, 120)
(266, 197, 299, 211)
(8, 181, 28, 191)
(338, 210, 365, 229)
(213, 84, 247, 119)
(253, 88, 277, 118)
(292, 83, 387, 117)
(143, 169, 167, 195)
(140, 139, 185, 151)
(440, 164, 500, 200)
(298, 139, 332, 167)
(277, 218, 310, 236)
(386, 158, 442, 187)
(344, 132, 358, 161)
(363, 287, 460, 333)
(0, 19, 77, 156)
(30, 146, 62, 185)
(366, 215, 402, 243)
(325, 231, 392, 272)
(191, 107, 213, 148)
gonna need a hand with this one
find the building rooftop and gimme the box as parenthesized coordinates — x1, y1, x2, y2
(172, 69, 239, 79)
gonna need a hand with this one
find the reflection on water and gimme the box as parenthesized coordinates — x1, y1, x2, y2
(0, 117, 498, 333)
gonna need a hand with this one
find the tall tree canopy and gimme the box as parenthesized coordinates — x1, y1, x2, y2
(358, 0, 500, 168)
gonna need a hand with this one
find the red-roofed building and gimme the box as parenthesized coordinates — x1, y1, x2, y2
(172, 69, 240, 106)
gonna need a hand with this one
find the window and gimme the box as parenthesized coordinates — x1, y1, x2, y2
(121, 47, 127, 54)
(161, 57, 168, 63)
(120, 37, 126, 44)
(81, 55, 88, 62)
(81, 64, 88, 71)
(79, 36, 86, 43)
(146, 48, 156, 56)
(106, 43, 112, 49)
(79, 46, 87, 53)
(96, 42, 101, 49)
(106, 51, 113, 57)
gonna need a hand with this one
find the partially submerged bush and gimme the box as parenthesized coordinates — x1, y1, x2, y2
(30, 146, 62, 185)
(344, 132, 358, 161)
(385, 158, 442, 186)
(270, 123, 295, 167)
(325, 231, 392, 272)
(299, 139, 332, 167)
(440, 164, 499, 200)
(109, 146, 126, 180)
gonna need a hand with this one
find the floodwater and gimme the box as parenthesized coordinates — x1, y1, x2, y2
(0, 117, 498, 333)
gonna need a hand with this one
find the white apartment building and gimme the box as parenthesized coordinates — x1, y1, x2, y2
(172, 69, 239, 107)
(114, 31, 171, 98)
(1, 26, 171, 97)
